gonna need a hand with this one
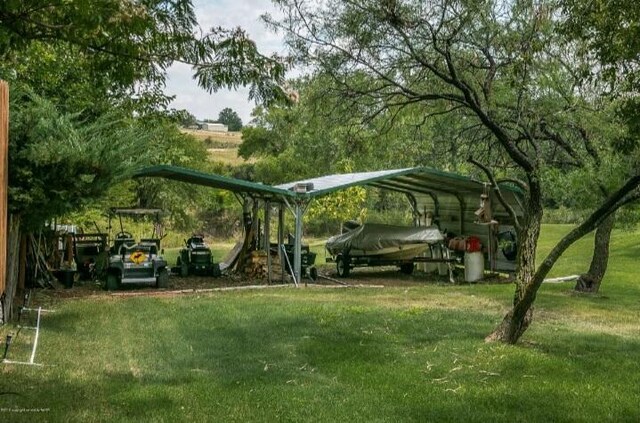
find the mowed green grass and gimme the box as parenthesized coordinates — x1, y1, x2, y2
(1, 225, 639, 422)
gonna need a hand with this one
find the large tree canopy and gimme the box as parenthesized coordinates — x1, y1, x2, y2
(0, 0, 288, 110)
(0, 0, 290, 229)
(217, 107, 243, 131)
(556, 1, 640, 292)
(561, 0, 640, 158)
(267, 0, 640, 343)
(8, 86, 150, 229)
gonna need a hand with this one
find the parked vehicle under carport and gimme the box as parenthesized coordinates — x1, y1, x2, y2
(325, 222, 456, 278)
(174, 235, 221, 277)
(104, 208, 169, 290)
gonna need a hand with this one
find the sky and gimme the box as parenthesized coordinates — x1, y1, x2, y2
(164, 0, 286, 125)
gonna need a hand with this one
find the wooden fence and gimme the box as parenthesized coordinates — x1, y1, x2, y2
(0, 81, 8, 302)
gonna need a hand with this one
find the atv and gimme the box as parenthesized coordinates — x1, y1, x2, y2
(104, 208, 169, 290)
(175, 235, 220, 277)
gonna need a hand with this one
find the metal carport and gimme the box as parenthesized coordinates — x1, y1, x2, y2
(133, 165, 302, 284)
(276, 167, 525, 274)
(134, 165, 524, 283)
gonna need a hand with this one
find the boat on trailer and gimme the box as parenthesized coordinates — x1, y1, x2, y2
(325, 223, 454, 277)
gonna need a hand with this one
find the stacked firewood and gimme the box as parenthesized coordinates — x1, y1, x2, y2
(241, 250, 283, 279)
(26, 233, 58, 289)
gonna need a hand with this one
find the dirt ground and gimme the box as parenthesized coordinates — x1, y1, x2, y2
(30, 265, 512, 302)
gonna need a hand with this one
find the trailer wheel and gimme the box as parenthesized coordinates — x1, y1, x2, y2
(105, 273, 120, 291)
(400, 263, 414, 275)
(336, 256, 350, 278)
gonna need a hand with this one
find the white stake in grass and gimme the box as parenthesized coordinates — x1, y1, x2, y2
(3, 306, 47, 366)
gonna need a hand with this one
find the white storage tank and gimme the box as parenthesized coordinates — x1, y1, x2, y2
(464, 251, 484, 282)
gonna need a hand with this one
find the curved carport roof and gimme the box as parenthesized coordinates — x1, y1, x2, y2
(133, 165, 524, 280)
(276, 166, 522, 199)
(134, 165, 523, 204)
(134, 165, 296, 201)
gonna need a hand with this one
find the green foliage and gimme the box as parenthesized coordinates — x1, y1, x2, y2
(237, 74, 481, 233)
(170, 109, 198, 128)
(217, 107, 243, 131)
(269, 0, 640, 224)
(561, 0, 640, 167)
(267, 0, 632, 176)
(238, 126, 278, 159)
(306, 187, 368, 231)
(119, 126, 223, 230)
(0, 0, 292, 235)
(194, 27, 289, 105)
(240, 76, 441, 182)
(539, 98, 638, 222)
(8, 87, 150, 229)
(562, 0, 640, 84)
(541, 206, 588, 225)
(0, 1, 287, 107)
(613, 99, 640, 156)
(7, 86, 234, 233)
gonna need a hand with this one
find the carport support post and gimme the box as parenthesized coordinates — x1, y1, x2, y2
(278, 204, 285, 282)
(294, 202, 303, 286)
(252, 198, 259, 248)
(264, 200, 271, 284)
(0, 81, 7, 305)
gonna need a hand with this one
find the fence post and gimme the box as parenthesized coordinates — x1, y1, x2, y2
(0, 81, 9, 319)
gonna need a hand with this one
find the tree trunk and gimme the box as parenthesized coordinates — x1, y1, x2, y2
(574, 213, 614, 293)
(485, 177, 543, 344)
(487, 176, 640, 344)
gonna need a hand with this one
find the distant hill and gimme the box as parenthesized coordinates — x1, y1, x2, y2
(181, 129, 251, 165)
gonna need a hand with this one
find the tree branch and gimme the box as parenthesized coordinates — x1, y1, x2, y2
(468, 157, 521, 230)
(539, 121, 584, 166)
(614, 189, 640, 210)
(497, 178, 528, 192)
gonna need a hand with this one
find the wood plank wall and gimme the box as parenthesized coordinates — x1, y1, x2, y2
(0, 81, 8, 296)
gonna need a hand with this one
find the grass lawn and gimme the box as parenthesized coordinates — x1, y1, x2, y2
(1, 225, 639, 422)
(181, 129, 243, 145)
(179, 129, 250, 165)
(207, 148, 254, 166)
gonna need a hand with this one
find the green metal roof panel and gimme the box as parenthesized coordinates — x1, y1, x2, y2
(275, 168, 416, 197)
(134, 166, 524, 208)
(133, 165, 296, 199)
(275, 167, 522, 198)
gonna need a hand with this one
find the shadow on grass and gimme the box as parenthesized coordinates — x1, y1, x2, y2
(3, 294, 640, 422)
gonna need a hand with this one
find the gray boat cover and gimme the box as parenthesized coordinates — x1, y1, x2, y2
(326, 223, 444, 255)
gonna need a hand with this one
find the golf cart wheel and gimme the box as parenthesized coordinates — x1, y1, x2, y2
(105, 273, 120, 291)
(400, 263, 414, 275)
(156, 268, 169, 288)
(309, 267, 318, 281)
(336, 256, 350, 278)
